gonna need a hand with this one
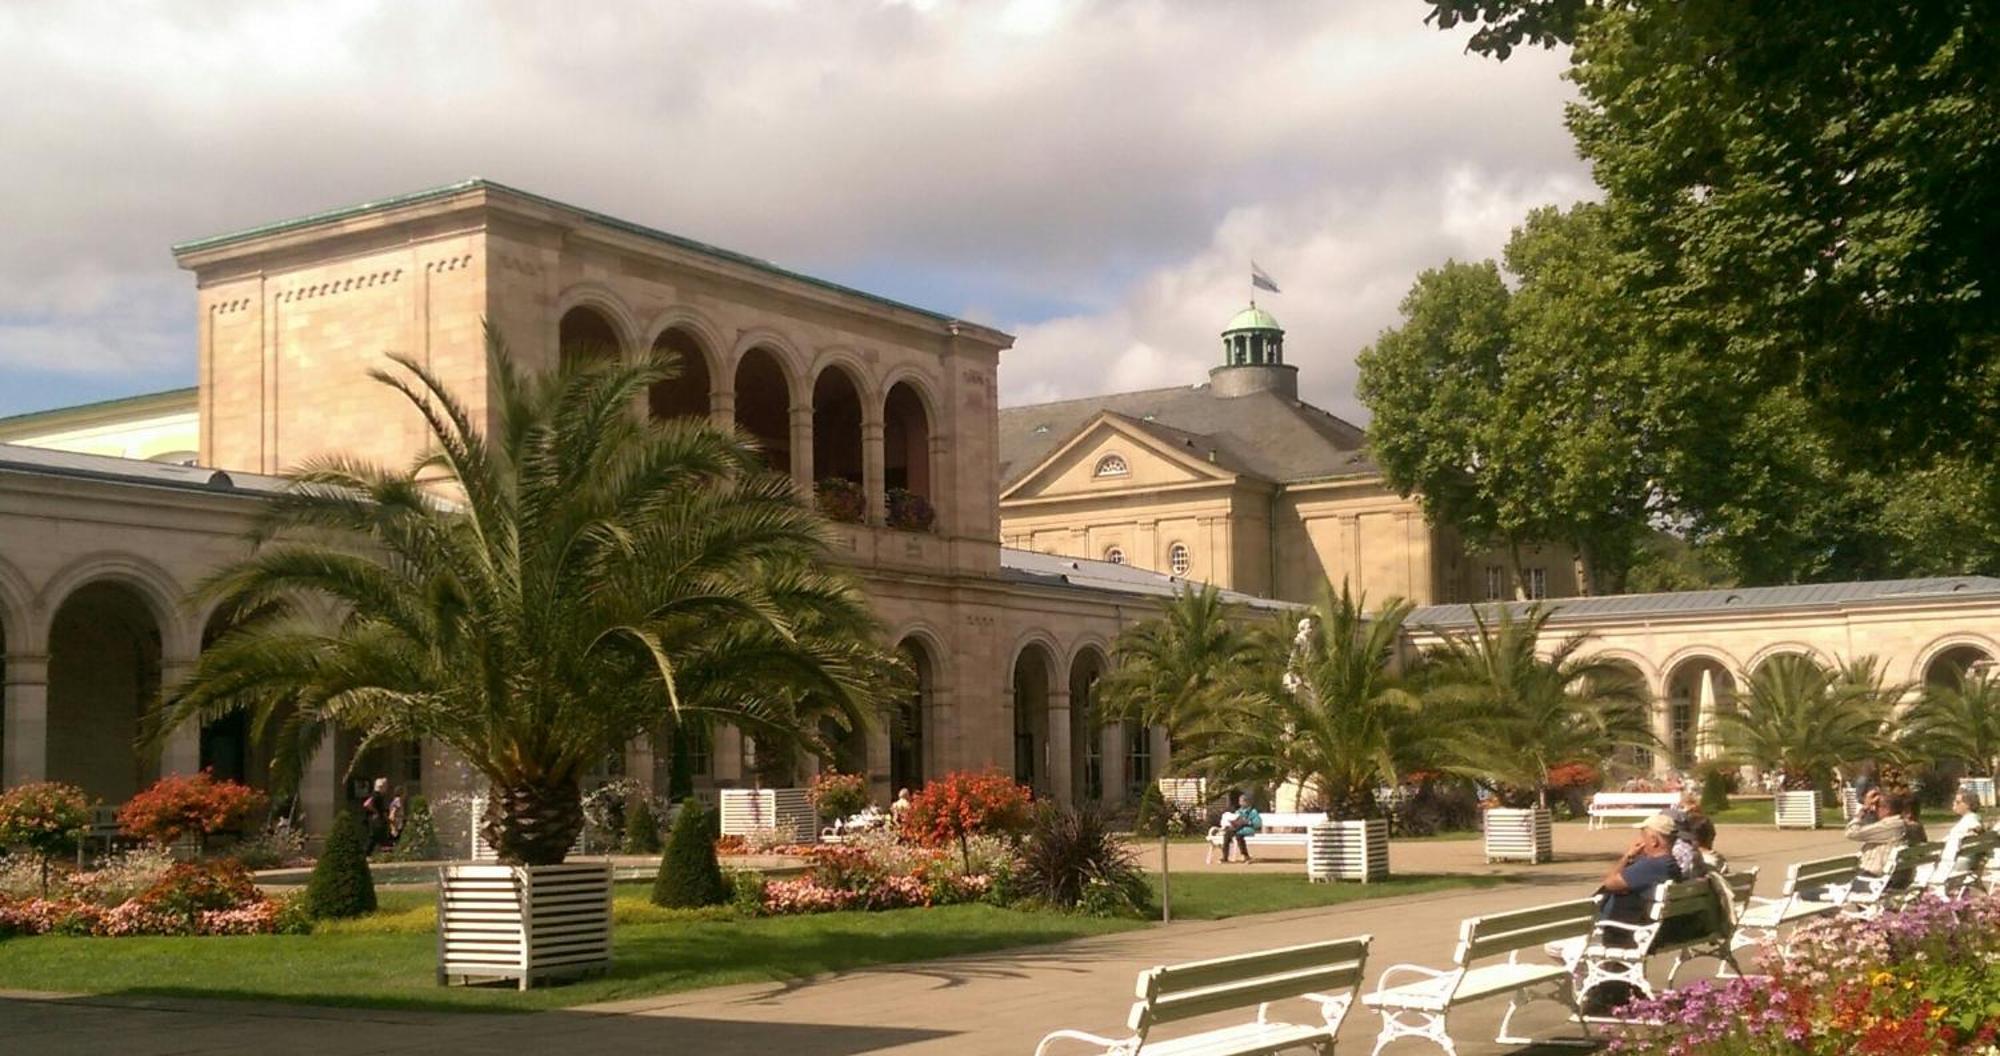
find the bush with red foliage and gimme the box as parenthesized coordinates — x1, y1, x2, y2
(900, 769, 1032, 867)
(117, 771, 268, 850)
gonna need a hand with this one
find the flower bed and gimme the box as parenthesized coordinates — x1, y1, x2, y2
(0, 856, 305, 938)
(1609, 893, 2000, 1055)
(751, 833, 1002, 915)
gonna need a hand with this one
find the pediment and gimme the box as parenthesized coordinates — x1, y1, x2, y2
(1001, 413, 1235, 502)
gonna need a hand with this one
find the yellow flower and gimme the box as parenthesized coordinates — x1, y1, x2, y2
(1870, 970, 1896, 986)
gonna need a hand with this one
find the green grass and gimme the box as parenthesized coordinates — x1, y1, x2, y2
(0, 874, 1504, 1011)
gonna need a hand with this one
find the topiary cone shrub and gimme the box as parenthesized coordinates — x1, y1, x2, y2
(1131, 781, 1165, 837)
(305, 810, 377, 919)
(653, 802, 727, 908)
(1700, 767, 1732, 815)
(623, 797, 662, 855)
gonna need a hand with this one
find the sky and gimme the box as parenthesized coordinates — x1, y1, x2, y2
(0, 0, 1590, 422)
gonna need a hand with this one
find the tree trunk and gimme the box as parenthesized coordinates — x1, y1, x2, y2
(1573, 542, 1595, 597)
(1507, 541, 1527, 600)
(482, 779, 585, 866)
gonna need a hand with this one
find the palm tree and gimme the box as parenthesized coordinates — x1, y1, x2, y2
(1095, 583, 1251, 745)
(1712, 653, 1896, 791)
(1898, 669, 2000, 778)
(156, 331, 900, 864)
(1177, 585, 1424, 819)
(1418, 605, 1653, 809)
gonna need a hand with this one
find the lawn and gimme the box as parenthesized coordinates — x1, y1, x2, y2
(0, 874, 1505, 1011)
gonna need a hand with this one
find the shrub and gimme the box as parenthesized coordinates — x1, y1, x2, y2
(885, 488, 936, 532)
(117, 771, 266, 851)
(133, 860, 261, 925)
(1699, 767, 1732, 814)
(815, 477, 866, 523)
(1015, 802, 1150, 916)
(0, 782, 94, 895)
(231, 820, 307, 870)
(389, 796, 442, 861)
(304, 810, 376, 919)
(1392, 777, 1481, 836)
(65, 846, 176, 905)
(900, 769, 1033, 869)
(622, 797, 662, 855)
(728, 869, 768, 916)
(809, 770, 871, 822)
(654, 802, 728, 908)
(1130, 782, 1166, 837)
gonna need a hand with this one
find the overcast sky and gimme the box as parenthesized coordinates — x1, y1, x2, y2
(0, 0, 1588, 421)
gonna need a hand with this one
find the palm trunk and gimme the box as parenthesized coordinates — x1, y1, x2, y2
(482, 779, 585, 865)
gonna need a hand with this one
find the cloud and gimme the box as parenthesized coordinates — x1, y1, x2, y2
(0, 0, 1589, 419)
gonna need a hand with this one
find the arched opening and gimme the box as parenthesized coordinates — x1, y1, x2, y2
(47, 581, 161, 804)
(891, 638, 932, 793)
(1012, 643, 1055, 793)
(648, 327, 712, 421)
(733, 347, 793, 475)
(558, 304, 623, 370)
(812, 366, 865, 496)
(1595, 659, 1655, 777)
(198, 607, 251, 787)
(1069, 647, 1107, 804)
(883, 381, 932, 524)
(1663, 658, 1736, 769)
(823, 715, 869, 779)
(1925, 644, 1994, 688)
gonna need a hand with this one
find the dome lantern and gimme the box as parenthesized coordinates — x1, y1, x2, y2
(1208, 301, 1298, 399)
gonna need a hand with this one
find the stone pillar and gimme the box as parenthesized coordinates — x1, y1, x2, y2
(710, 386, 736, 431)
(625, 733, 657, 797)
(2, 653, 50, 786)
(789, 405, 814, 495)
(301, 727, 338, 837)
(1100, 722, 1127, 809)
(1651, 693, 1674, 777)
(713, 725, 744, 784)
(862, 414, 886, 527)
(866, 723, 892, 806)
(1047, 687, 1074, 805)
(928, 433, 951, 537)
(1151, 726, 1172, 781)
(158, 657, 201, 776)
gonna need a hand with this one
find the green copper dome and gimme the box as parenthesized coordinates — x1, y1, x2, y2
(1224, 303, 1282, 333)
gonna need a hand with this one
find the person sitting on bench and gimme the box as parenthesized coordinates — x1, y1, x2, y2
(1220, 791, 1262, 863)
(1585, 814, 1683, 1013)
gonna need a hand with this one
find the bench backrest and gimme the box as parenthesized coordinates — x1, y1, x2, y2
(1724, 868, 1759, 906)
(1898, 841, 1943, 876)
(1605, 880, 1718, 952)
(1129, 935, 1370, 1034)
(1782, 854, 1861, 896)
(1453, 898, 1599, 968)
(1590, 792, 1680, 808)
(1254, 813, 1325, 833)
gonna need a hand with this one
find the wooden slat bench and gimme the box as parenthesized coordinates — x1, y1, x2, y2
(1036, 935, 1371, 1056)
(1572, 877, 1749, 1014)
(1731, 854, 1858, 956)
(1361, 898, 1598, 1055)
(1840, 843, 1917, 919)
(1584, 793, 1680, 830)
(1205, 813, 1320, 864)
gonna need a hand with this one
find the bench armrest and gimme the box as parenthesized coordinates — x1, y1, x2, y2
(1584, 920, 1653, 950)
(1370, 962, 1450, 996)
(1034, 1029, 1132, 1056)
(1297, 992, 1356, 1030)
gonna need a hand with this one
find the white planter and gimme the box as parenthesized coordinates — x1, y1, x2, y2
(1774, 790, 1821, 830)
(1308, 818, 1388, 883)
(1960, 777, 1996, 809)
(438, 861, 613, 990)
(1484, 807, 1553, 864)
(719, 788, 816, 843)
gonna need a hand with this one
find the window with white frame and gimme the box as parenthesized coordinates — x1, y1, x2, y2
(1525, 567, 1548, 600)
(1093, 454, 1129, 478)
(1168, 543, 1190, 576)
(1104, 546, 1125, 565)
(1484, 565, 1506, 601)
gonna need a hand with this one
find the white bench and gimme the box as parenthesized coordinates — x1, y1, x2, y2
(1584, 793, 1680, 829)
(1731, 853, 1859, 956)
(1205, 812, 1320, 864)
(1036, 935, 1371, 1056)
(1363, 897, 1598, 1054)
(1919, 831, 1998, 897)
(1573, 876, 1750, 1013)
(1840, 843, 1917, 919)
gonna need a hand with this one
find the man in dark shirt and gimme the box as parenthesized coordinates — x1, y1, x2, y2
(1599, 814, 1682, 924)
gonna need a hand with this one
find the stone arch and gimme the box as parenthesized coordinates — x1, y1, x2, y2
(647, 324, 719, 422)
(1745, 641, 1833, 675)
(1913, 634, 2000, 687)
(45, 579, 165, 803)
(811, 361, 867, 497)
(553, 285, 638, 361)
(1009, 635, 1060, 794)
(557, 300, 630, 370)
(883, 377, 935, 518)
(1589, 653, 1657, 777)
(34, 551, 191, 658)
(728, 327, 808, 378)
(890, 633, 940, 794)
(1067, 640, 1112, 804)
(638, 306, 729, 370)
(732, 344, 797, 476)
(0, 553, 35, 652)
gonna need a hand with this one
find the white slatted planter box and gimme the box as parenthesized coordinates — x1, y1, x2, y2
(466, 795, 584, 861)
(719, 788, 816, 843)
(1482, 807, 1552, 864)
(1155, 777, 1208, 811)
(437, 862, 612, 990)
(1308, 818, 1388, 883)
(1774, 790, 1821, 829)
(1960, 777, 1996, 809)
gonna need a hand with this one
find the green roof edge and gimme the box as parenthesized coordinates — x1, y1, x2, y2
(171, 178, 980, 331)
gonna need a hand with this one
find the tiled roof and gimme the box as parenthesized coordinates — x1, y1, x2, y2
(997, 384, 1373, 486)
(0, 443, 288, 498)
(999, 547, 1292, 611)
(1410, 577, 2000, 629)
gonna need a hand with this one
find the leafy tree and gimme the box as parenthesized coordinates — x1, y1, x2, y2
(1095, 584, 1251, 743)
(1423, 0, 2000, 584)
(653, 802, 727, 909)
(0, 782, 94, 896)
(1901, 670, 2000, 778)
(1178, 585, 1424, 819)
(1419, 605, 1654, 807)
(1712, 654, 1899, 791)
(157, 331, 898, 865)
(305, 809, 377, 919)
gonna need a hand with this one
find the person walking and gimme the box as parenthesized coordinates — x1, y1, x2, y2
(361, 777, 393, 854)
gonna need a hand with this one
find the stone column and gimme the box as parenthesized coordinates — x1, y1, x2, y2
(866, 724, 892, 806)
(710, 386, 736, 431)
(713, 725, 744, 785)
(928, 434, 951, 537)
(1151, 726, 1172, 782)
(625, 733, 657, 797)
(301, 728, 338, 839)
(789, 405, 815, 495)
(1047, 687, 1074, 805)
(862, 414, 886, 527)
(158, 656, 201, 776)
(1100, 722, 1127, 809)
(2, 652, 49, 786)
(1651, 693, 1674, 777)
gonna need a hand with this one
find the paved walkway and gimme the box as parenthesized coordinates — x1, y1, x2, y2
(0, 824, 1856, 1056)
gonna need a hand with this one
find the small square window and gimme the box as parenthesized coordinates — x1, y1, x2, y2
(1526, 567, 1548, 600)
(1484, 565, 1506, 601)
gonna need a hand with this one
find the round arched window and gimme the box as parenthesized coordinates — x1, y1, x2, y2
(1104, 547, 1125, 565)
(1168, 543, 1190, 576)
(1093, 454, 1129, 478)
